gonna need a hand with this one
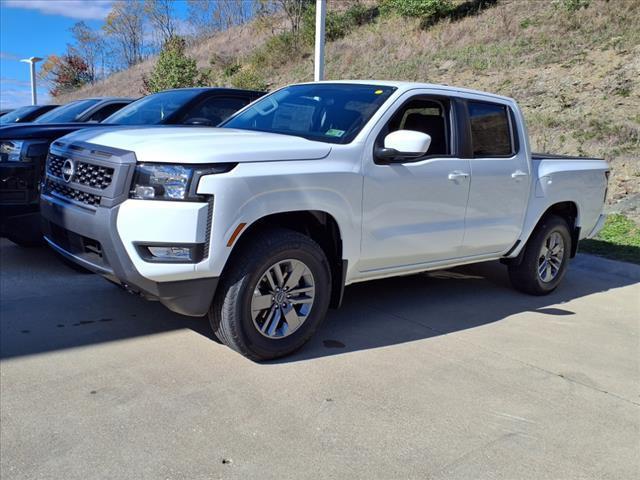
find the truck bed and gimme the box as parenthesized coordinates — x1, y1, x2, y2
(532, 152, 603, 161)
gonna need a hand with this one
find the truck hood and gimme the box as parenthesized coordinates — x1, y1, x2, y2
(58, 127, 332, 163)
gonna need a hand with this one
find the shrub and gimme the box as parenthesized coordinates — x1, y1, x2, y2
(229, 67, 269, 91)
(143, 36, 202, 93)
(554, 0, 590, 12)
(380, 0, 453, 19)
(250, 31, 300, 70)
(302, 3, 379, 44)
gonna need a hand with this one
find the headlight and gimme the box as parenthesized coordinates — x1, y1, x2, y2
(129, 163, 236, 201)
(0, 140, 25, 162)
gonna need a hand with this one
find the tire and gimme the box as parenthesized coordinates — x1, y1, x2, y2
(508, 214, 572, 295)
(210, 228, 332, 361)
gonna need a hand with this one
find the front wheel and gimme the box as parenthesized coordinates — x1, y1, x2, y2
(210, 228, 332, 361)
(508, 215, 572, 295)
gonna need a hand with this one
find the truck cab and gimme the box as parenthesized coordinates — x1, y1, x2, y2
(40, 81, 609, 360)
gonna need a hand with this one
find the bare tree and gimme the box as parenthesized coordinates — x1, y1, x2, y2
(69, 21, 104, 82)
(144, 0, 176, 48)
(274, 0, 312, 34)
(187, 0, 265, 37)
(103, 0, 146, 68)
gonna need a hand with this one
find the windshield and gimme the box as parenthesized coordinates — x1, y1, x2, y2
(104, 89, 199, 125)
(34, 99, 101, 123)
(0, 106, 40, 124)
(221, 83, 396, 144)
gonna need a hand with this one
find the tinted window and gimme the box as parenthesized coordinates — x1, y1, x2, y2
(222, 83, 396, 144)
(104, 90, 200, 125)
(0, 106, 44, 124)
(86, 102, 129, 122)
(34, 99, 101, 123)
(181, 96, 250, 126)
(467, 102, 513, 157)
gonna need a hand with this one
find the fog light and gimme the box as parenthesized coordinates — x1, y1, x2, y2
(147, 246, 191, 260)
(136, 243, 205, 263)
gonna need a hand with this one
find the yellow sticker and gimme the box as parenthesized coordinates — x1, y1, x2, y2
(374, 89, 383, 94)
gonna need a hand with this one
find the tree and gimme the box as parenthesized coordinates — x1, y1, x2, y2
(69, 21, 104, 83)
(186, 0, 265, 37)
(274, 0, 313, 35)
(144, 0, 176, 48)
(103, 0, 146, 68)
(39, 54, 92, 97)
(142, 36, 202, 94)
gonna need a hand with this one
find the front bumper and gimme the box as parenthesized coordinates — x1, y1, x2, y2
(41, 194, 218, 317)
(40, 139, 218, 317)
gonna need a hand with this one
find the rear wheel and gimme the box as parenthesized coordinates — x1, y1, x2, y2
(210, 228, 331, 361)
(508, 215, 571, 295)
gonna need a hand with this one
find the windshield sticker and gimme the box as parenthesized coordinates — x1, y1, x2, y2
(375, 89, 384, 95)
(325, 129, 345, 137)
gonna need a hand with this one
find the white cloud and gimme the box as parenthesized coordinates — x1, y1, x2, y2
(3, 0, 112, 20)
(1, 78, 50, 108)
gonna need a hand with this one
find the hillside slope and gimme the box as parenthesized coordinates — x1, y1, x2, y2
(57, 0, 639, 219)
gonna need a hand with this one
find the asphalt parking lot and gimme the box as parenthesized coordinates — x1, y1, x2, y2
(1, 238, 638, 480)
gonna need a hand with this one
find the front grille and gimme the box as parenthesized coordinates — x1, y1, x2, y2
(47, 154, 114, 189)
(44, 180, 101, 206)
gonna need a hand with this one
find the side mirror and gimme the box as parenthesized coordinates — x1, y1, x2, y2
(375, 130, 431, 164)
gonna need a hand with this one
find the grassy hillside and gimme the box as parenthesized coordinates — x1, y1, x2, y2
(57, 0, 639, 221)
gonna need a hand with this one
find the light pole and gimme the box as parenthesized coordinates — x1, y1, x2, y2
(20, 56, 43, 105)
(314, 0, 326, 81)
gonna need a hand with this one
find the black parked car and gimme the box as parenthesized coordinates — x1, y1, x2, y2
(0, 88, 265, 246)
(0, 105, 59, 125)
(30, 97, 133, 124)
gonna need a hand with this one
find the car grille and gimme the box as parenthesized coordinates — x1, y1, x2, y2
(43, 180, 101, 206)
(47, 154, 114, 189)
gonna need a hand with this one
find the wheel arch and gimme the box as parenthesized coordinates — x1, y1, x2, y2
(505, 200, 580, 265)
(228, 210, 347, 308)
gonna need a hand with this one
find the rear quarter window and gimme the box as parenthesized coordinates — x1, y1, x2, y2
(467, 101, 514, 157)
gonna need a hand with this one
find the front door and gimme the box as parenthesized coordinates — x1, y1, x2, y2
(360, 94, 470, 272)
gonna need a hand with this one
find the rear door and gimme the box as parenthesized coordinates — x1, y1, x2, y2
(459, 98, 530, 256)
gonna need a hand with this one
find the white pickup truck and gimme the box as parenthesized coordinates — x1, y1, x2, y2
(41, 81, 609, 360)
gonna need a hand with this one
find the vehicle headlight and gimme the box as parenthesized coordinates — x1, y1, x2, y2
(0, 140, 25, 162)
(129, 163, 236, 201)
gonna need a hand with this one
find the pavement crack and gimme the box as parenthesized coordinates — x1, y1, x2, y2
(363, 304, 640, 407)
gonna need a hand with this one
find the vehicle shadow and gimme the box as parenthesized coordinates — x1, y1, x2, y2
(0, 240, 635, 361)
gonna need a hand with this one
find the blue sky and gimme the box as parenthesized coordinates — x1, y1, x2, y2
(0, 0, 190, 109)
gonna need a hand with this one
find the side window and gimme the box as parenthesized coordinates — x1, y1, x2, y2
(182, 96, 250, 126)
(376, 98, 451, 156)
(467, 101, 513, 157)
(87, 103, 128, 122)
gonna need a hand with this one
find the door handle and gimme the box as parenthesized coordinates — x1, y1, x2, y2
(511, 170, 528, 179)
(448, 171, 469, 181)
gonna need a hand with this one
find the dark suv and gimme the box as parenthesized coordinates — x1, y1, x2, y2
(0, 88, 265, 245)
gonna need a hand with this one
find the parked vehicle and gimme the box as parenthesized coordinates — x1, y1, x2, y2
(0, 109, 14, 118)
(0, 105, 59, 125)
(40, 81, 609, 360)
(31, 97, 133, 124)
(1, 88, 264, 246)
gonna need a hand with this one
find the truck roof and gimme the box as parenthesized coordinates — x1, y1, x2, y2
(295, 80, 515, 103)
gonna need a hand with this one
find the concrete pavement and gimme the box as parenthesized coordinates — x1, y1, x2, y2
(1, 239, 638, 479)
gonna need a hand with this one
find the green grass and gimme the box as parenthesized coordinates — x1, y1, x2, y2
(580, 214, 640, 264)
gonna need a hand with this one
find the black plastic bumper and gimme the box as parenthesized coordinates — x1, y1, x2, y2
(40, 193, 218, 317)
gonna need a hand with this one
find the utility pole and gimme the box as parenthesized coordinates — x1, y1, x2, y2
(314, 0, 326, 81)
(20, 57, 43, 105)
